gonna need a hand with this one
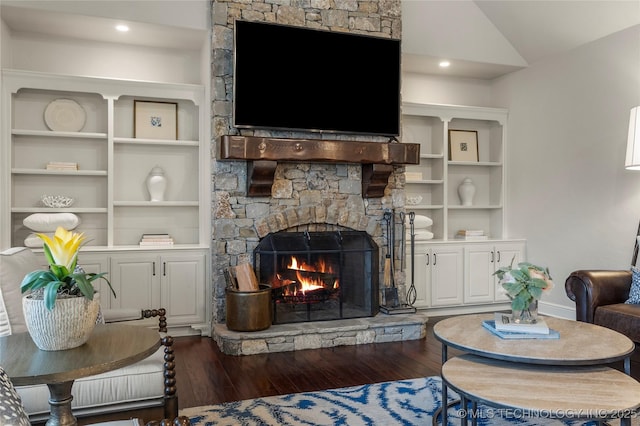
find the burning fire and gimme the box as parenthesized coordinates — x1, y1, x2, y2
(287, 257, 333, 274)
(276, 255, 339, 296)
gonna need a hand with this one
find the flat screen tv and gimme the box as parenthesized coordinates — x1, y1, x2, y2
(233, 20, 401, 137)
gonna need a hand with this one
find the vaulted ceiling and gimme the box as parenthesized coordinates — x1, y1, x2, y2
(402, 0, 640, 79)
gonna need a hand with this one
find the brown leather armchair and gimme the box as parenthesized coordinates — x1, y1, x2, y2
(565, 270, 640, 342)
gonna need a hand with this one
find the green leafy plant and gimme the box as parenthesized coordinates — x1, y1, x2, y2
(21, 226, 116, 310)
(493, 257, 553, 311)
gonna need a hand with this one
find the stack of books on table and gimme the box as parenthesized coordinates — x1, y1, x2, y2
(139, 233, 174, 246)
(46, 161, 78, 171)
(482, 312, 560, 339)
(455, 229, 488, 240)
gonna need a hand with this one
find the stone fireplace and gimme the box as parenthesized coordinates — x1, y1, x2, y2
(210, 0, 428, 355)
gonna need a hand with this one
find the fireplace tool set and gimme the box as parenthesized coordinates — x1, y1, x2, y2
(380, 209, 417, 315)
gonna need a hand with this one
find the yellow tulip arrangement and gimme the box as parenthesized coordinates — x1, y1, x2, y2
(21, 226, 115, 310)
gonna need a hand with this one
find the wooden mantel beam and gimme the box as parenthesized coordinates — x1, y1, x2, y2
(219, 135, 420, 198)
(219, 135, 420, 165)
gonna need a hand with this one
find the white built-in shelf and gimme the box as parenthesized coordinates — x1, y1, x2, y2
(449, 161, 502, 167)
(12, 168, 107, 176)
(12, 207, 108, 213)
(406, 179, 444, 185)
(2, 70, 208, 249)
(402, 102, 507, 241)
(113, 201, 199, 207)
(12, 129, 108, 139)
(113, 137, 199, 147)
(448, 205, 502, 210)
(406, 204, 445, 210)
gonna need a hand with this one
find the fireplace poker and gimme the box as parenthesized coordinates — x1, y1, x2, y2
(399, 211, 406, 271)
(406, 212, 417, 306)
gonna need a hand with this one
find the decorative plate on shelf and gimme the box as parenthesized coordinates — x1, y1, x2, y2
(44, 99, 86, 132)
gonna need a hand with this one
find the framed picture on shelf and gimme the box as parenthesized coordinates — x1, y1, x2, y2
(134, 100, 178, 140)
(448, 130, 479, 162)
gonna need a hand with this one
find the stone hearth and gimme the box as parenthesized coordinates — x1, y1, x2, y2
(213, 312, 429, 356)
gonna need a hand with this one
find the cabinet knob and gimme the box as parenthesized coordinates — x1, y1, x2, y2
(425, 253, 430, 266)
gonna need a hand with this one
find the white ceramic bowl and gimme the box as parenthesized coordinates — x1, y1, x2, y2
(406, 195, 423, 205)
(41, 195, 74, 208)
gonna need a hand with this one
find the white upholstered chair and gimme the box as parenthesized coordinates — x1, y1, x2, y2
(0, 247, 179, 424)
(0, 363, 164, 426)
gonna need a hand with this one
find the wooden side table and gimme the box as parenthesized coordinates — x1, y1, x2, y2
(442, 354, 640, 426)
(0, 323, 160, 426)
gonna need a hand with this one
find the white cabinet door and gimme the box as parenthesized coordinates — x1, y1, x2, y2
(494, 242, 525, 302)
(110, 250, 207, 328)
(465, 241, 526, 304)
(160, 252, 206, 325)
(464, 244, 494, 304)
(109, 254, 161, 310)
(76, 252, 113, 308)
(430, 245, 464, 306)
(406, 244, 430, 308)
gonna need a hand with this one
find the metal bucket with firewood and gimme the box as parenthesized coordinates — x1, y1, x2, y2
(225, 284, 272, 332)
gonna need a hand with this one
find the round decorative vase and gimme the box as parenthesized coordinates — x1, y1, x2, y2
(511, 299, 539, 324)
(22, 292, 100, 351)
(146, 166, 167, 202)
(457, 177, 476, 206)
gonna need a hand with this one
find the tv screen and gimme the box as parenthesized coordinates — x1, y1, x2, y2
(233, 20, 401, 137)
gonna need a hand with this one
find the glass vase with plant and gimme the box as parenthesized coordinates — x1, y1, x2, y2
(493, 258, 553, 323)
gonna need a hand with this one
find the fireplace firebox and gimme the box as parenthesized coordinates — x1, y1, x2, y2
(253, 231, 379, 324)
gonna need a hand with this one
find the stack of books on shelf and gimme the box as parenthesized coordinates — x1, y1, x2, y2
(139, 233, 174, 246)
(482, 312, 559, 339)
(405, 171, 423, 181)
(46, 161, 78, 171)
(455, 229, 488, 240)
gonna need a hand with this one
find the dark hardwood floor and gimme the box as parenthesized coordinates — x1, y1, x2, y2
(76, 315, 637, 425)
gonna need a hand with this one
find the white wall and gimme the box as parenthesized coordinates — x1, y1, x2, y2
(6, 32, 202, 84)
(492, 25, 640, 318)
(0, 0, 209, 31)
(402, 25, 640, 318)
(402, 72, 493, 107)
(0, 16, 11, 69)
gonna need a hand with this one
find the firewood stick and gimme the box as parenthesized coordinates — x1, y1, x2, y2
(235, 263, 259, 291)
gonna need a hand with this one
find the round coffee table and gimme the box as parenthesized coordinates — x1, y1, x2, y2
(432, 313, 636, 425)
(434, 313, 635, 365)
(443, 354, 640, 426)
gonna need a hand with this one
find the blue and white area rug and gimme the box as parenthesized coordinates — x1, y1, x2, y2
(179, 376, 621, 426)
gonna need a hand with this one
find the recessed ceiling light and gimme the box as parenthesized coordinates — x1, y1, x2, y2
(115, 24, 129, 32)
(439, 61, 451, 68)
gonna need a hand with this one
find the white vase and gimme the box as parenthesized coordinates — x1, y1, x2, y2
(457, 177, 476, 206)
(146, 166, 167, 202)
(22, 292, 100, 351)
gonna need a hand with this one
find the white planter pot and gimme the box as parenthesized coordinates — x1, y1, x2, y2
(22, 292, 100, 351)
